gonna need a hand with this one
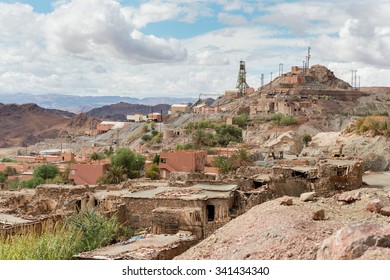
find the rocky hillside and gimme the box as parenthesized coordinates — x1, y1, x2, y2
(86, 102, 171, 121)
(175, 188, 390, 260)
(308, 64, 351, 89)
(0, 103, 75, 148)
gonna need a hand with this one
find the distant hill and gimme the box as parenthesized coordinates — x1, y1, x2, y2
(0, 93, 197, 113)
(0, 103, 75, 148)
(86, 102, 172, 121)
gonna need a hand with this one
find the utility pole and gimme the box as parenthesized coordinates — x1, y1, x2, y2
(351, 70, 357, 90)
(279, 63, 284, 77)
(270, 72, 273, 89)
(306, 46, 311, 69)
(261, 74, 264, 88)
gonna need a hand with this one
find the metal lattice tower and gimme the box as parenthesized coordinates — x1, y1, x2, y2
(236, 60, 249, 95)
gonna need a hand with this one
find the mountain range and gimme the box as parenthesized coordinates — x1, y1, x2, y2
(0, 93, 197, 113)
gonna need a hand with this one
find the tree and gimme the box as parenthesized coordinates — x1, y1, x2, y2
(192, 129, 213, 147)
(214, 124, 243, 146)
(302, 132, 312, 147)
(145, 163, 160, 180)
(33, 164, 59, 180)
(152, 155, 160, 164)
(98, 165, 126, 184)
(110, 148, 145, 179)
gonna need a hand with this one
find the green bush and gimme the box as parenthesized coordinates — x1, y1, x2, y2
(279, 115, 298, 126)
(0, 210, 119, 260)
(0, 172, 7, 184)
(89, 152, 105, 161)
(9, 177, 45, 189)
(175, 143, 195, 150)
(152, 132, 163, 144)
(233, 114, 249, 128)
(1, 157, 16, 163)
(141, 134, 152, 142)
(212, 156, 232, 174)
(145, 163, 159, 180)
(68, 210, 118, 252)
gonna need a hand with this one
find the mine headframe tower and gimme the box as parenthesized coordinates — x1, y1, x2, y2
(236, 60, 249, 96)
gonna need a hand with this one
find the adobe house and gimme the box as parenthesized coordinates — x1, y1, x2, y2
(68, 162, 110, 185)
(270, 158, 362, 196)
(121, 184, 238, 239)
(159, 150, 207, 179)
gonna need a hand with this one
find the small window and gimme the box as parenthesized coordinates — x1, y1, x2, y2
(160, 158, 167, 163)
(70, 170, 75, 175)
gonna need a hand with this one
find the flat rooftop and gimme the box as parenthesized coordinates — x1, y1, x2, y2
(0, 213, 35, 226)
(76, 233, 196, 260)
(122, 184, 238, 200)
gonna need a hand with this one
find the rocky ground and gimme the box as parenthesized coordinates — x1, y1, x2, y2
(175, 187, 390, 260)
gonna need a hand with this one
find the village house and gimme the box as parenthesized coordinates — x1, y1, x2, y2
(159, 150, 207, 179)
(68, 162, 110, 185)
(121, 183, 238, 239)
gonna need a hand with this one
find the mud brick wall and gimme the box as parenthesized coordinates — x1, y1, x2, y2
(237, 190, 276, 213)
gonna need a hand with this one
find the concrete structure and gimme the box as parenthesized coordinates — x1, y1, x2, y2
(159, 150, 207, 179)
(225, 90, 240, 99)
(15, 151, 75, 163)
(170, 104, 190, 115)
(68, 162, 110, 185)
(127, 113, 147, 122)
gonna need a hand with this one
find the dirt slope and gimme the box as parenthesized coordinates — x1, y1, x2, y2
(175, 188, 390, 260)
(0, 103, 75, 148)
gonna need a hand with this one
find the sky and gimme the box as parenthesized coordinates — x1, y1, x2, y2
(0, 0, 389, 98)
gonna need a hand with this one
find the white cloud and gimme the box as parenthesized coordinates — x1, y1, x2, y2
(218, 12, 249, 26)
(0, 0, 390, 99)
(190, 50, 230, 66)
(44, 0, 187, 63)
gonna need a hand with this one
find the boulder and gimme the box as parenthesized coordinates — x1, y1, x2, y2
(316, 223, 390, 260)
(337, 192, 361, 203)
(311, 209, 325, 220)
(279, 196, 293, 206)
(380, 207, 390, 217)
(366, 199, 384, 213)
(300, 192, 316, 202)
